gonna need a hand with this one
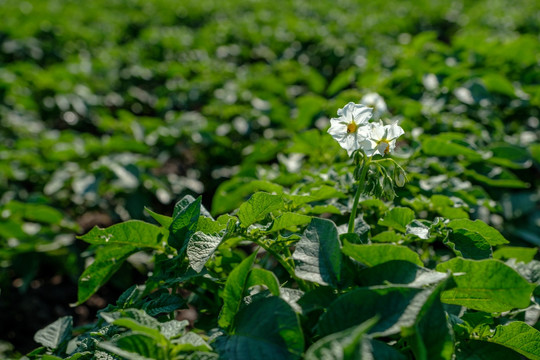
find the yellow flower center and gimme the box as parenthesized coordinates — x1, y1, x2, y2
(346, 122, 358, 133)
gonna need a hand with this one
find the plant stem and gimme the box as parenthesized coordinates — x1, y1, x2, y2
(348, 156, 371, 234)
(252, 237, 310, 292)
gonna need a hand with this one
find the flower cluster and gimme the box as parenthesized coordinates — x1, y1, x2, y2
(328, 94, 404, 157)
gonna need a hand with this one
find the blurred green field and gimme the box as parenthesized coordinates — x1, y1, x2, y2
(0, 0, 539, 357)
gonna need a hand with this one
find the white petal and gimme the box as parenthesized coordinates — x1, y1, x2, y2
(376, 142, 389, 155)
(387, 123, 404, 139)
(370, 122, 386, 140)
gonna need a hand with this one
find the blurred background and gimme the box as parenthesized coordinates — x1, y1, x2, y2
(0, 0, 539, 355)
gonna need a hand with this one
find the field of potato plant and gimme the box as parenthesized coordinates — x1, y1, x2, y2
(0, 0, 539, 359)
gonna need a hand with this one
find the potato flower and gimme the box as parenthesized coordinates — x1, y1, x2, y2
(360, 92, 387, 120)
(360, 121, 404, 157)
(327, 102, 373, 156)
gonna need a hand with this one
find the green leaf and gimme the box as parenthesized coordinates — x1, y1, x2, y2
(422, 136, 482, 161)
(142, 293, 185, 317)
(246, 268, 280, 296)
(77, 245, 139, 305)
(218, 252, 257, 329)
(237, 192, 283, 227)
(530, 144, 540, 164)
(219, 296, 304, 360)
(267, 212, 311, 232)
(444, 229, 492, 260)
(483, 322, 540, 360)
(404, 281, 454, 360)
(342, 242, 423, 267)
(169, 195, 202, 252)
(372, 230, 403, 243)
(493, 246, 537, 263)
(99, 333, 167, 360)
(447, 219, 509, 246)
(378, 207, 415, 233)
(187, 232, 223, 273)
(464, 168, 529, 189)
(406, 220, 431, 240)
(78, 220, 167, 250)
(34, 316, 73, 350)
(487, 144, 531, 169)
(436, 258, 534, 312)
(317, 286, 436, 338)
(292, 218, 341, 287)
(482, 73, 515, 97)
(327, 68, 356, 96)
(305, 318, 378, 360)
(293, 94, 325, 131)
(456, 341, 523, 360)
(212, 179, 284, 216)
(358, 261, 447, 287)
(174, 332, 212, 352)
(144, 207, 172, 228)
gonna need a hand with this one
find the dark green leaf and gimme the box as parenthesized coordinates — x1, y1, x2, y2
(187, 232, 222, 273)
(219, 296, 303, 360)
(358, 261, 447, 287)
(317, 286, 428, 337)
(292, 218, 341, 287)
(77, 245, 139, 305)
(218, 253, 257, 329)
(34, 316, 73, 350)
(169, 196, 202, 252)
(444, 229, 493, 260)
(305, 318, 378, 360)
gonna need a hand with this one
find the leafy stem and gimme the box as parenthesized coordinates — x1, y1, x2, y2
(252, 237, 310, 292)
(348, 155, 372, 234)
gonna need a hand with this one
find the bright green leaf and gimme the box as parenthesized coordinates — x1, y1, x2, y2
(447, 219, 509, 246)
(483, 322, 540, 360)
(342, 242, 423, 267)
(246, 268, 280, 296)
(78, 220, 167, 250)
(378, 207, 415, 233)
(268, 212, 311, 232)
(237, 192, 283, 227)
(436, 258, 534, 312)
(493, 246, 537, 263)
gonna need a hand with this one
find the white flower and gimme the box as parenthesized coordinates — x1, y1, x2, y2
(360, 121, 404, 157)
(328, 102, 373, 156)
(360, 93, 387, 120)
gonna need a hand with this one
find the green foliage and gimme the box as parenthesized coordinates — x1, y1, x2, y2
(1, 0, 538, 358)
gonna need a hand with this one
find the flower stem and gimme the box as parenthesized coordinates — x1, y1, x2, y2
(348, 156, 371, 233)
